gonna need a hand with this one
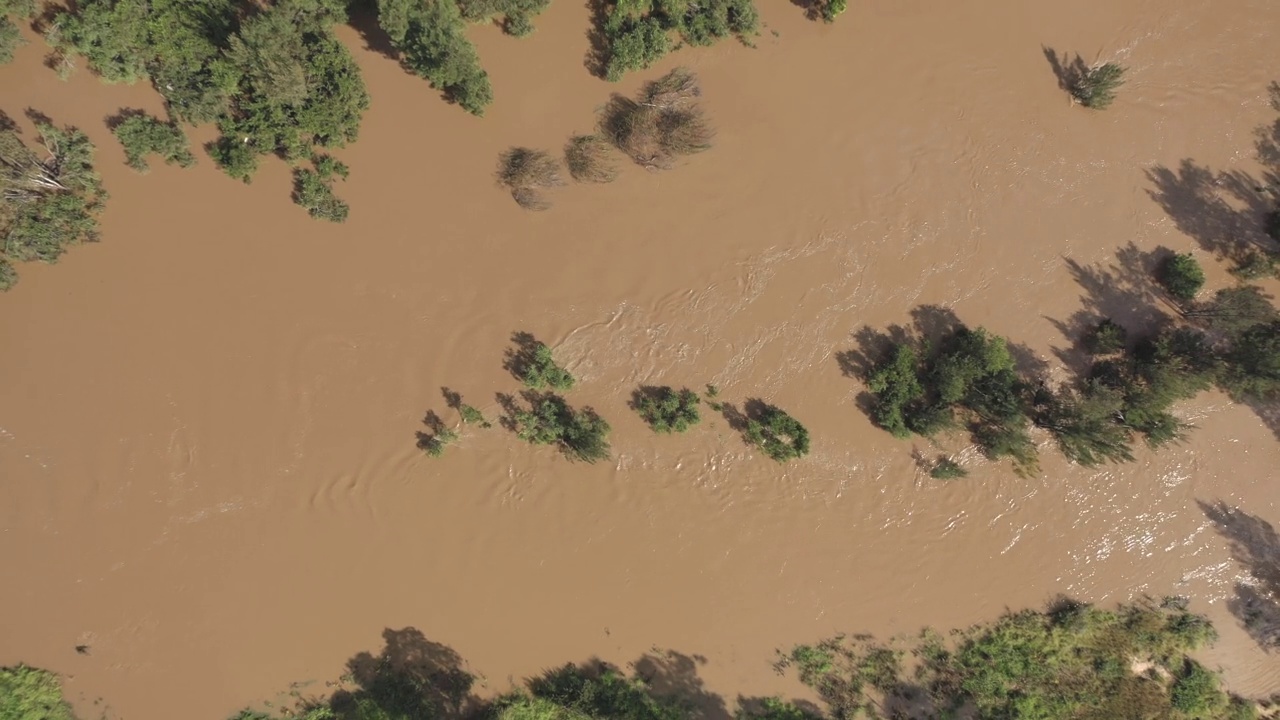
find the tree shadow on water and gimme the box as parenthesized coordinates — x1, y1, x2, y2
(1042, 46, 1088, 98)
(631, 650, 730, 720)
(1199, 500, 1280, 652)
(317, 628, 480, 720)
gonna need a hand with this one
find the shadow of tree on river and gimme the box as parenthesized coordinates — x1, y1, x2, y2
(1200, 501, 1280, 653)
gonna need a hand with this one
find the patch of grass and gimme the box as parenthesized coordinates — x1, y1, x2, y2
(0, 665, 77, 720)
(513, 393, 611, 463)
(497, 147, 563, 210)
(929, 457, 968, 479)
(1071, 62, 1126, 110)
(564, 135, 617, 183)
(631, 386, 701, 433)
(110, 111, 195, 172)
(745, 402, 809, 462)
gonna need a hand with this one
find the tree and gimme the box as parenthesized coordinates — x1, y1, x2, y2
(1160, 252, 1206, 303)
(1071, 62, 1126, 109)
(865, 343, 924, 439)
(631, 386, 701, 433)
(745, 403, 810, 462)
(292, 154, 349, 222)
(111, 112, 195, 172)
(514, 394, 611, 463)
(0, 121, 106, 289)
(458, 0, 551, 36)
(1034, 380, 1135, 467)
(377, 0, 494, 115)
(599, 0, 757, 81)
(1219, 320, 1280, 400)
(1185, 285, 1277, 336)
(508, 337, 575, 391)
(1084, 317, 1128, 354)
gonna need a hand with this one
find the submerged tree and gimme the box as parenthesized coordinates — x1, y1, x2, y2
(111, 111, 196, 172)
(632, 386, 701, 433)
(0, 121, 107, 290)
(599, 68, 713, 170)
(377, 0, 493, 115)
(513, 393, 611, 462)
(292, 154, 350, 222)
(1071, 62, 1126, 110)
(496, 147, 563, 210)
(744, 402, 810, 462)
(599, 0, 757, 81)
(1160, 252, 1206, 303)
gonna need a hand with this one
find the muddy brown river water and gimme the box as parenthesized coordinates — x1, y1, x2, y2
(3, 0, 1280, 717)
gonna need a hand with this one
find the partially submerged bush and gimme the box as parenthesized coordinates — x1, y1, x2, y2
(506, 334, 575, 391)
(0, 120, 106, 290)
(929, 457, 968, 479)
(1071, 62, 1126, 109)
(599, 69, 713, 170)
(564, 135, 618, 183)
(632, 386, 701, 433)
(1084, 318, 1128, 355)
(514, 393, 611, 462)
(745, 403, 810, 462)
(291, 154, 350, 222)
(111, 111, 195, 172)
(497, 147, 563, 210)
(1160, 252, 1206, 303)
(0, 665, 77, 720)
(0, 15, 25, 65)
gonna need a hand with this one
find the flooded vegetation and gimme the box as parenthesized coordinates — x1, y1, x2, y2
(2, 0, 1280, 717)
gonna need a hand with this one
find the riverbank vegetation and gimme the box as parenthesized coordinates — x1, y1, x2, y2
(0, 119, 106, 291)
(596, 0, 759, 81)
(1, 665, 77, 720)
(196, 598, 1265, 720)
(110, 111, 196, 172)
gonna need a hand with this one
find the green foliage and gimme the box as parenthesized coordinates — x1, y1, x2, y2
(513, 394, 611, 462)
(632, 386, 701, 433)
(1230, 249, 1279, 280)
(111, 112, 196, 172)
(292, 154, 350, 222)
(564, 135, 618, 183)
(744, 403, 809, 462)
(509, 337, 576, 391)
(420, 426, 459, 456)
(1219, 320, 1280, 400)
(0, 665, 77, 720)
(865, 343, 924, 438)
(459, 0, 551, 36)
(1034, 380, 1135, 467)
(1186, 285, 1277, 336)
(813, 0, 845, 23)
(215, 0, 370, 178)
(0, 258, 15, 291)
(1084, 317, 1128, 354)
(599, 0, 757, 81)
(0, 16, 24, 65)
(1071, 62, 1126, 109)
(735, 698, 818, 720)
(1160, 252, 1206, 303)
(0, 122, 107, 289)
(780, 600, 1233, 720)
(526, 663, 686, 720)
(929, 457, 968, 479)
(1171, 661, 1228, 719)
(459, 404, 491, 428)
(377, 0, 494, 115)
(497, 147, 563, 210)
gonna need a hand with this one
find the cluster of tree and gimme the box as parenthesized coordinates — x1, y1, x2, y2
(777, 597, 1255, 720)
(631, 385, 702, 433)
(598, 0, 758, 81)
(458, 0, 550, 36)
(0, 0, 35, 64)
(110, 110, 196, 172)
(375, 0, 493, 115)
(0, 119, 107, 291)
(498, 68, 712, 210)
(861, 252, 1280, 476)
(293, 154, 351, 222)
(1047, 50, 1127, 109)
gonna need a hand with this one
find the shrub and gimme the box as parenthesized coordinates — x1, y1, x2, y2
(111, 112, 195, 172)
(564, 135, 618, 183)
(0, 665, 77, 720)
(929, 457, 967, 479)
(599, 69, 713, 170)
(1159, 252, 1205, 302)
(514, 394, 611, 463)
(1170, 661, 1227, 717)
(459, 404, 491, 428)
(497, 147, 563, 210)
(458, 0, 551, 36)
(291, 154, 350, 222)
(418, 427, 458, 457)
(745, 403, 810, 462)
(1071, 62, 1126, 109)
(632, 386, 701, 433)
(507, 335, 576, 391)
(1084, 318, 1128, 354)
(0, 121, 106, 289)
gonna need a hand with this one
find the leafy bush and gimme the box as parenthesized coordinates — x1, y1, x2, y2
(497, 147, 563, 210)
(1071, 62, 1126, 109)
(458, 0, 551, 36)
(0, 16, 24, 65)
(377, 0, 494, 115)
(0, 121, 106, 290)
(514, 394, 611, 462)
(632, 386, 701, 433)
(744, 403, 809, 462)
(1160, 252, 1206, 302)
(929, 457, 968, 479)
(419, 427, 458, 456)
(1084, 318, 1128, 354)
(813, 0, 845, 23)
(459, 404, 491, 428)
(507, 334, 575, 390)
(599, 0, 757, 81)
(292, 154, 350, 222)
(0, 665, 77, 720)
(1170, 661, 1227, 718)
(564, 135, 618, 183)
(111, 112, 195, 172)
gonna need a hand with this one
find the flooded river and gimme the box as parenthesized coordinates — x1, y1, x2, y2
(2, 0, 1280, 717)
